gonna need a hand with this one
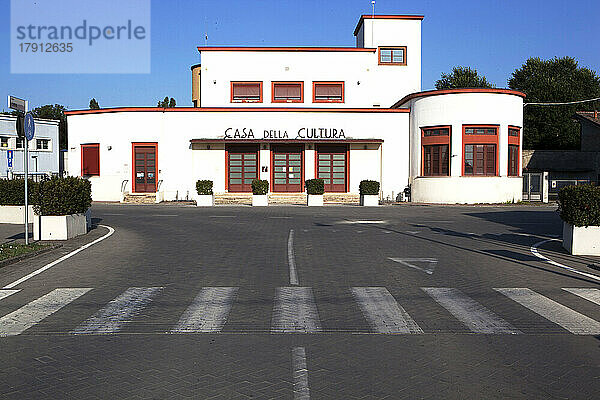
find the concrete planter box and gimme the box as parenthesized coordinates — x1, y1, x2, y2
(196, 194, 214, 207)
(562, 222, 600, 255)
(252, 194, 268, 206)
(360, 194, 379, 206)
(33, 213, 88, 241)
(307, 194, 323, 206)
(0, 205, 34, 224)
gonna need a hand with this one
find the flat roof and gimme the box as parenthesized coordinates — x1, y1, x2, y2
(65, 107, 410, 116)
(391, 88, 527, 108)
(197, 47, 376, 53)
(353, 14, 425, 36)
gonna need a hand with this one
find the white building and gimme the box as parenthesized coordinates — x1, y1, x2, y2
(66, 14, 524, 204)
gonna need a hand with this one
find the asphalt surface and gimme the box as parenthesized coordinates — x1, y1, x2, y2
(0, 203, 599, 399)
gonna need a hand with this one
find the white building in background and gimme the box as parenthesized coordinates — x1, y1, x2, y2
(66, 14, 525, 204)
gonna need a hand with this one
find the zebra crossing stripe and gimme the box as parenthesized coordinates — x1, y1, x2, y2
(272, 287, 321, 333)
(351, 287, 423, 334)
(563, 288, 600, 306)
(0, 290, 20, 301)
(495, 288, 600, 335)
(71, 287, 162, 335)
(0, 288, 91, 337)
(423, 288, 521, 334)
(171, 287, 238, 333)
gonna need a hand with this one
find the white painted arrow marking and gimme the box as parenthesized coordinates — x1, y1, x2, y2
(389, 258, 437, 275)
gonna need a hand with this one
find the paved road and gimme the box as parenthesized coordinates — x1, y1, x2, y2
(0, 203, 599, 399)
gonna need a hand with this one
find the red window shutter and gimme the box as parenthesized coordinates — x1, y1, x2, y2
(234, 83, 259, 97)
(274, 84, 301, 99)
(315, 83, 342, 98)
(82, 145, 99, 176)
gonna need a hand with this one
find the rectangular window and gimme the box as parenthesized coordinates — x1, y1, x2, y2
(423, 127, 450, 137)
(423, 145, 449, 176)
(272, 82, 303, 103)
(508, 145, 519, 176)
(465, 127, 497, 135)
(36, 139, 49, 150)
(0, 137, 8, 148)
(379, 47, 407, 65)
(81, 144, 100, 176)
(464, 144, 496, 176)
(509, 127, 520, 137)
(16, 138, 25, 149)
(313, 82, 344, 103)
(231, 82, 262, 103)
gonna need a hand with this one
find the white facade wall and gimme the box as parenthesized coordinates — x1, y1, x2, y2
(67, 110, 409, 202)
(197, 19, 421, 109)
(405, 92, 524, 203)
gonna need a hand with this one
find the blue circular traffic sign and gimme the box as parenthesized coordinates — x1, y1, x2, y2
(24, 113, 35, 141)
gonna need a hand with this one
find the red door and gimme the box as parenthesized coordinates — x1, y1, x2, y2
(272, 145, 303, 192)
(227, 145, 259, 192)
(316, 145, 348, 192)
(133, 145, 157, 193)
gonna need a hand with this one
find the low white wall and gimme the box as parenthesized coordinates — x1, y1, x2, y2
(563, 222, 600, 255)
(33, 213, 87, 240)
(0, 205, 34, 224)
(412, 177, 523, 204)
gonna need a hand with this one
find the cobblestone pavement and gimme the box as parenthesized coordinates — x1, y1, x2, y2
(0, 203, 599, 399)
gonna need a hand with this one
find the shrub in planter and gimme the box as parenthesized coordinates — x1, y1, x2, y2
(251, 179, 269, 195)
(0, 179, 39, 205)
(557, 184, 600, 227)
(196, 180, 213, 195)
(359, 180, 380, 195)
(558, 185, 600, 255)
(305, 179, 325, 195)
(33, 176, 92, 216)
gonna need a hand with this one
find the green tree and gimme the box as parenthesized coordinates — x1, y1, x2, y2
(31, 104, 68, 150)
(157, 97, 176, 108)
(435, 66, 495, 90)
(89, 98, 100, 109)
(509, 57, 600, 149)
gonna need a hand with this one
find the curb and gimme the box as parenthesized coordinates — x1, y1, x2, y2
(0, 244, 63, 269)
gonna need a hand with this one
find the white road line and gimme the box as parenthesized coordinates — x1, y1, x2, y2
(288, 229, 298, 285)
(423, 288, 520, 334)
(272, 287, 321, 333)
(339, 220, 388, 224)
(292, 347, 310, 400)
(71, 287, 162, 335)
(171, 287, 238, 333)
(351, 287, 423, 334)
(0, 290, 20, 301)
(389, 258, 437, 275)
(150, 214, 178, 217)
(530, 239, 600, 282)
(563, 288, 600, 306)
(2, 224, 115, 289)
(0, 288, 91, 337)
(495, 288, 600, 335)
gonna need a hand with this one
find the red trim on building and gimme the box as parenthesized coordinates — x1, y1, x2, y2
(508, 125, 521, 176)
(65, 107, 409, 115)
(461, 125, 499, 177)
(420, 126, 451, 177)
(197, 46, 376, 52)
(230, 81, 263, 103)
(391, 88, 527, 108)
(378, 46, 407, 66)
(354, 15, 425, 36)
(131, 142, 158, 193)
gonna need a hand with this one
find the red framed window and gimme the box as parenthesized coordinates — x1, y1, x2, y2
(422, 126, 450, 176)
(313, 82, 344, 103)
(462, 125, 499, 176)
(231, 82, 263, 103)
(272, 82, 303, 103)
(81, 143, 100, 176)
(508, 126, 521, 176)
(378, 47, 407, 65)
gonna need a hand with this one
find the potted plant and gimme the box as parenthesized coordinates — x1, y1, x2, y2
(0, 179, 37, 224)
(195, 180, 214, 206)
(305, 178, 324, 206)
(251, 179, 269, 206)
(32, 176, 92, 240)
(360, 180, 380, 206)
(558, 185, 600, 255)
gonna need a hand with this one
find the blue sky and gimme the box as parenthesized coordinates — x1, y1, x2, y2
(1, 0, 599, 110)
